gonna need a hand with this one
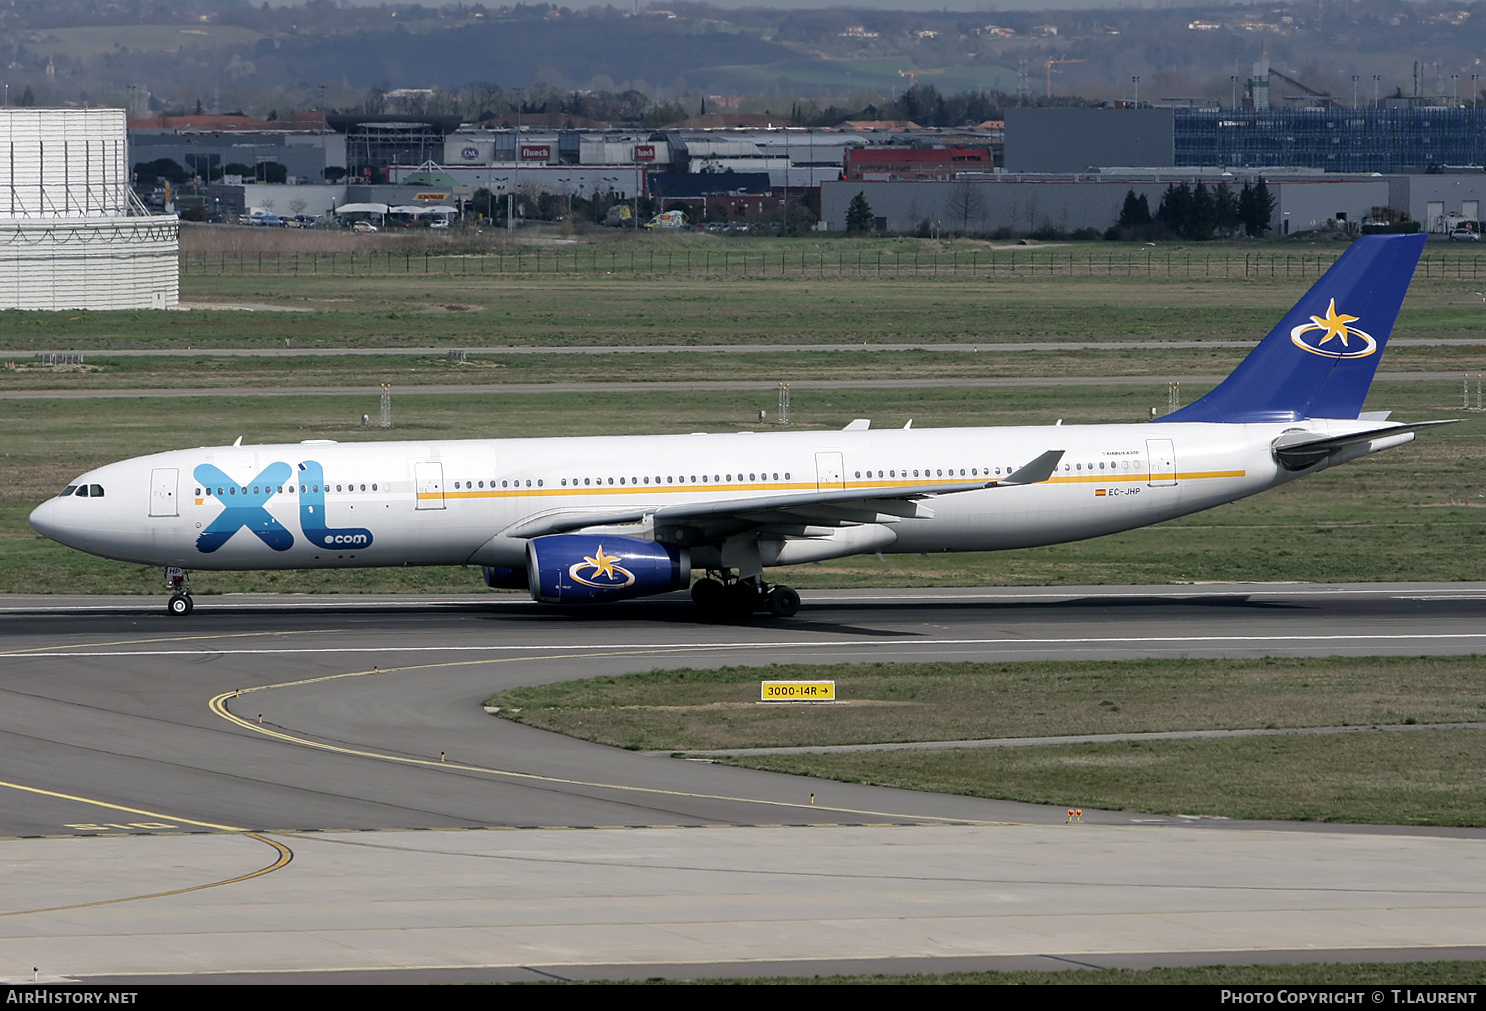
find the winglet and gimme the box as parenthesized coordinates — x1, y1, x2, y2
(999, 450, 1064, 485)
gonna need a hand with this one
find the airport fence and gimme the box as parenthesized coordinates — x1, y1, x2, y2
(177, 247, 1486, 282)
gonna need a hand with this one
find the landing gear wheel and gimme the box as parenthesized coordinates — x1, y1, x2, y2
(167, 593, 193, 616)
(691, 578, 725, 612)
(767, 585, 801, 617)
(726, 581, 763, 617)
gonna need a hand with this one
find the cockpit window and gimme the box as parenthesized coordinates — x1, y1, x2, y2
(59, 485, 77, 497)
(74, 485, 89, 497)
(89, 484, 104, 498)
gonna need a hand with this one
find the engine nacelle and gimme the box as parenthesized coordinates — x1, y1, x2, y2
(526, 534, 690, 604)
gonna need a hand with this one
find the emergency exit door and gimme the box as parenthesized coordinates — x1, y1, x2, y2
(415, 462, 445, 510)
(815, 452, 845, 490)
(1146, 439, 1177, 487)
(149, 468, 178, 517)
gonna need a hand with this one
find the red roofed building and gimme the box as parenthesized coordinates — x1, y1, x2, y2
(843, 145, 994, 181)
(128, 110, 330, 134)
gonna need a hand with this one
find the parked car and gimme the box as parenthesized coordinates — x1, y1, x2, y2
(353, 220, 378, 233)
(1449, 227, 1479, 241)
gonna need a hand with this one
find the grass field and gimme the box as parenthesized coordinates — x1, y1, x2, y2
(4, 237, 1486, 351)
(6, 343, 1486, 392)
(484, 657, 1486, 826)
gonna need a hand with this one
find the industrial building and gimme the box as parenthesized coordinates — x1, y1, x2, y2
(844, 146, 993, 181)
(1007, 106, 1486, 175)
(132, 112, 999, 202)
(821, 168, 1486, 237)
(1, 108, 178, 310)
(123, 101, 1486, 237)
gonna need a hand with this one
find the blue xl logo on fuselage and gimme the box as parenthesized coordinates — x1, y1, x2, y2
(296, 460, 374, 549)
(193, 462, 295, 553)
(192, 459, 374, 553)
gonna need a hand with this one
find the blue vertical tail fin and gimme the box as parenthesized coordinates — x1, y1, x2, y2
(1156, 233, 1426, 424)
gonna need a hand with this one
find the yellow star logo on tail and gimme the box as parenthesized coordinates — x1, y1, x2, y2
(1308, 298, 1360, 346)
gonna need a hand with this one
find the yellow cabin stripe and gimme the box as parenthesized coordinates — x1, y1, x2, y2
(418, 470, 1248, 502)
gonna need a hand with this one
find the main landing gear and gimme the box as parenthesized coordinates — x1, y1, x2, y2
(164, 566, 194, 616)
(691, 571, 801, 618)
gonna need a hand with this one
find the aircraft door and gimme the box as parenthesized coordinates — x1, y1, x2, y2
(415, 461, 445, 510)
(149, 467, 178, 517)
(1146, 439, 1177, 487)
(815, 452, 845, 491)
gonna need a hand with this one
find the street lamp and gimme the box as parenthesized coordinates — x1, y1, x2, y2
(1352, 75, 1359, 109)
(510, 88, 523, 231)
(1131, 76, 1140, 105)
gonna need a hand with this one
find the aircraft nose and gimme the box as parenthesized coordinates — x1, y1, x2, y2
(28, 497, 68, 545)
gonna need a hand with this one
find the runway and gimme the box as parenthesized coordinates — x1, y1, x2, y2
(2, 584, 1484, 981)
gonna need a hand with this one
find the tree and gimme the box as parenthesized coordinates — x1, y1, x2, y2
(785, 190, 820, 236)
(943, 181, 987, 236)
(1239, 178, 1276, 237)
(133, 158, 189, 186)
(1213, 183, 1240, 236)
(1156, 182, 1192, 235)
(1117, 190, 1151, 228)
(845, 191, 875, 234)
(1188, 181, 1215, 240)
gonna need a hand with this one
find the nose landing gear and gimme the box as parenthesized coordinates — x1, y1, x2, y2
(164, 567, 194, 616)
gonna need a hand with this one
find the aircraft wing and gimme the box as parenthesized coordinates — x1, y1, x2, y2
(504, 450, 1064, 539)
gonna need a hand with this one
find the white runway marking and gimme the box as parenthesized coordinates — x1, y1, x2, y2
(4, 632, 1486, 659)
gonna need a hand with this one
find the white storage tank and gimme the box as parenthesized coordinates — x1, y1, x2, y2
(0, 108, 179, 310)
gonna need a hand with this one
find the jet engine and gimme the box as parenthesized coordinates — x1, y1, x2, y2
(526, 534, 690, 604)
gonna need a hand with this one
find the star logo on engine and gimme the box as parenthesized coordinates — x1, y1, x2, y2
(569, 544, 637, 589)
(583, 546, 622, 580)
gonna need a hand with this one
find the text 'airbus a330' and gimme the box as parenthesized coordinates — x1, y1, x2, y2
(30, 233, 1449, 617)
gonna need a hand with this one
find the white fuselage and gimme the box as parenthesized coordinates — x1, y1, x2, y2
(29, 418, 1408, 574)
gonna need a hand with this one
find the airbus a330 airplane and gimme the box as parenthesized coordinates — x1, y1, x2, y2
(30, 232, 1449, 618)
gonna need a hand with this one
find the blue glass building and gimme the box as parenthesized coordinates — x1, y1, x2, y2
(1175, 107, 1486, 172)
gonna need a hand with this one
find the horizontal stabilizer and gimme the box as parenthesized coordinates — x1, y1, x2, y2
(1272, 420, 1457, 469)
